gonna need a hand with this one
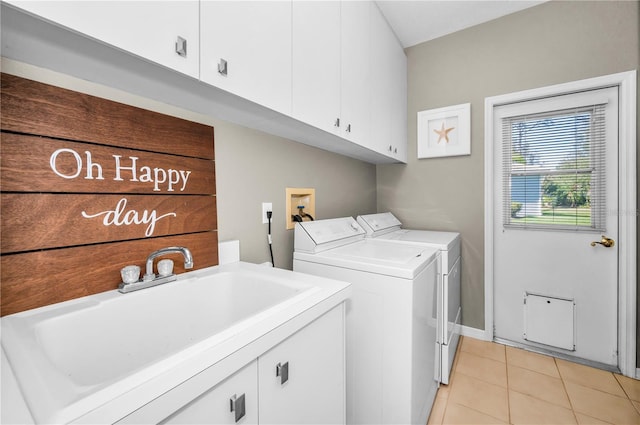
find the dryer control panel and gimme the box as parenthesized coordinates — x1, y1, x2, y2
(294, 217, 365, 253)
(357, 212, 402, 236)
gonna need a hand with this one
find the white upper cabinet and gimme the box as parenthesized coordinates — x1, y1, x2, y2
(292, 1, 342, 135)
(6, 0, 200, 78)
(340, 1, 371, 146)
(200, 1, 292, 115)
(368, 3, 393, 156)
(389, 33, 408, 162)
(5, 0, 407, 163)
(368, 3, 407, 161)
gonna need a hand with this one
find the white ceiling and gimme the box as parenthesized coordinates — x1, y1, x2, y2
(376, 0, 546, 48)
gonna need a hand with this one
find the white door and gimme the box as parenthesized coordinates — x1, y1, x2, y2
(493, 87, 619, 368)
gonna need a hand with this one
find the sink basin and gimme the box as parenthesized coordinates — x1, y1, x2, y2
(1, 262, 348, 424)
(34, 270, 307, 387)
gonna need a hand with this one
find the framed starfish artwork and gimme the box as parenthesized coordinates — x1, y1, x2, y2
(417, 103, 471, 159)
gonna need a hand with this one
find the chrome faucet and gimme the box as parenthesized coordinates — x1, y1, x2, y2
(118, 246, 194, 293)
(144, 246, 194, 281)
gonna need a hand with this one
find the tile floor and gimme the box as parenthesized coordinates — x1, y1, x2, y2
(428, 336, 640, 424)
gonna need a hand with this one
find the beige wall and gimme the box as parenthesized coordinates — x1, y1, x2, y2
(377, 0, 639, 331)
(215, 125, 377, 269)
(1, 59, 377, 271)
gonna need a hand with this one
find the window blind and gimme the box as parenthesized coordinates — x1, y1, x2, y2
(502, 104, 607, 231)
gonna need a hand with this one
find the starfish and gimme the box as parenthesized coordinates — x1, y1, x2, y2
(433, 122, 455, 144)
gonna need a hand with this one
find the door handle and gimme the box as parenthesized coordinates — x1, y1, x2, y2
(590, 235, 615, 248)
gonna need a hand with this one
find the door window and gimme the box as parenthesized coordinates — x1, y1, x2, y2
(502, 104, 607, 231)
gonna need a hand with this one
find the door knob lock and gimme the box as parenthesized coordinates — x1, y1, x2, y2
(590, 235, 615, 248)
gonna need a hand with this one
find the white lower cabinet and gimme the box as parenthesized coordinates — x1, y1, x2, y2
(258, 305, 344, 424)
(162, 361, 259, 425)
(118, 305, 345, 425)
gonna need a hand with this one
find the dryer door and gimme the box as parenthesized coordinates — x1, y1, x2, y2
(441, 255, 461, 384)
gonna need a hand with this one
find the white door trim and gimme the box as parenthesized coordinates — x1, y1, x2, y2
(484, 71, 637, 377)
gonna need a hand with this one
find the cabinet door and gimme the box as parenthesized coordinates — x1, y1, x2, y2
(259, 305, 345, 425)
(6, 0, 200, 78)
(161, 361, 258, 425)
(200, 1, 292, 115)
(368, 3, 407, 161)
(340, 1, 371, 146)
(389, 40, 408, 162)
(368, 3, 394, 156)
(292, 0, 341, 134)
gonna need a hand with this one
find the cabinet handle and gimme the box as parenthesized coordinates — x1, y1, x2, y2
(346, 124, 352, 133)
(218, 58, 228, 76)
(230, 393, 246, 423)
(334, 118, 340, 128)
(276, 361, 289, 385)
(175, 36, 187, 57)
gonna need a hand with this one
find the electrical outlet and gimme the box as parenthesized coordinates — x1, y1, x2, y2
(262, 202, 272, 224)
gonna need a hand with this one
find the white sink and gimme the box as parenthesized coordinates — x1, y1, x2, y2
(1, 262, 349, 424)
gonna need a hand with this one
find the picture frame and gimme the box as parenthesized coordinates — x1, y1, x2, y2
(417, 103, 471, 159)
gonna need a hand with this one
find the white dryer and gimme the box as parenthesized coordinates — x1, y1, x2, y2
(293, 217, 440, 425)
(357, 212, 461, 385)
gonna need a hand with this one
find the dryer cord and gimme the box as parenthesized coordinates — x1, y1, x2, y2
(267, 211, 274, 267)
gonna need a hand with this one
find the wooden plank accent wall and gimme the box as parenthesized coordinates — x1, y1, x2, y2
(0, 74, 219, 316)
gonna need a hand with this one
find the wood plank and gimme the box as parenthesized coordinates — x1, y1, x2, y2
(1, 133, 215, 194)
(1, 193, 217, 253)
(1, 232, 219, 316)
(0, 73, 214, 159)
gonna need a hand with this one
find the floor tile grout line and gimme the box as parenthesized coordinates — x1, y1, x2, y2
(445, 401, 509, 425)
(553, 356, 582, 424)
(613, 372, 636, 402)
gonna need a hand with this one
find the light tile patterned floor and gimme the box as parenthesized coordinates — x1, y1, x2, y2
(428, 336, 640, 425)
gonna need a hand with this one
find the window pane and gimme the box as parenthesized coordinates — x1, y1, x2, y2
(503, 105, 606, 231)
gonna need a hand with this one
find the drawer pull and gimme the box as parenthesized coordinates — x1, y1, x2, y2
(276, 361, 289, 385)
(175, 36, 187, 57)
(230, 393, 246, 423)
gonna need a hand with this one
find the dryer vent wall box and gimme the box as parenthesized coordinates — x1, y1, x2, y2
(286, 187, 315, 230)
(356, 212, 462, 385)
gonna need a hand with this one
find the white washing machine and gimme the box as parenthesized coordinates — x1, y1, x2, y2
(357, 212, 461, 385)
(293, 217, 440, 425)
